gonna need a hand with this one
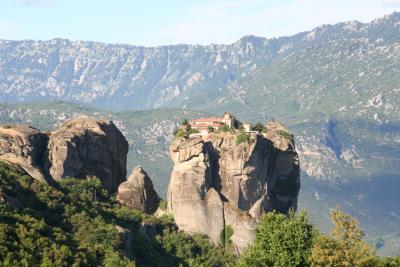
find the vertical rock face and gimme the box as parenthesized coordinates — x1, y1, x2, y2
(167, 137, 223, 243)
(0, 118, 130, 193)
(47, 117, 128, 192)
(117, 166, 160, 214)
(208, 134, 271, 210)
(261, 121, 300, 214)
(167, 123, 300, 253)
(0, 125, 49, 182)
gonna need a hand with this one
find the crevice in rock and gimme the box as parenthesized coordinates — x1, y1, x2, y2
(167, 128, 300, 253)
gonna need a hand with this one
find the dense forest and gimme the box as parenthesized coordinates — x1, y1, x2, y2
(0, 162, 399, 267)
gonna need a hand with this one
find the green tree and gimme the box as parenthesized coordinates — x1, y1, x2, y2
(220, 124, 230, 132)
(310, 207, 378, 267)
(378, 256, 400, 267)
(238, 211, 314, 267)
(174, 128, 187, 138)
(252, 123, 266, 132)
(188, 126, 199, 135)
(103, 251, 135, 267)
(236, 132, 250, 145)
(181, 118, 189, 126)
(276, 130, 293, 140)
(0, 162, 232, 267)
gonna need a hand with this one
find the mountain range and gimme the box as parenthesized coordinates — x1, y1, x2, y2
(1, 12, 399, 111)
(0, 12, 400, 255)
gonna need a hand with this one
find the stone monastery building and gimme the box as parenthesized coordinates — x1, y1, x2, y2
(189, 113, 234, 132)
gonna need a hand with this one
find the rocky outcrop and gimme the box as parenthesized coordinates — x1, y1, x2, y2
(0, 125, 49, 182)
(47, 117, 128, 192)
(167, 122, 300, 253)
(0, 117, 129, 192)
(117, 166, 160, 214)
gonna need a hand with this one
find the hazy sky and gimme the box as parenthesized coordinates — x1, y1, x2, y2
(1, 0, 399, 46)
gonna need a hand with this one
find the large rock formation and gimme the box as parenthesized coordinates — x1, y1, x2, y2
(117, 166, 160, 214)
(0, 125, 49, 182)
(47, 117, 128, 192)
(261, 121, 300, 213)
(167, 122, 300, 253)
(0, 117, 129, 192)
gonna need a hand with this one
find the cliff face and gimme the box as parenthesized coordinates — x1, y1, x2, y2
(0, 125, 49, 182)
(0, 117, 128, 192)
(48, 117, 128, 192)
(167, 124, 300, 253)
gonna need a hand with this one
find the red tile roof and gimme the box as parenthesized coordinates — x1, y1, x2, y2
(190, 117, 223, 123)
(192, 122, 221, 127)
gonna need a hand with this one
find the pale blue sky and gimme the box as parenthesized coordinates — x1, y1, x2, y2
(1, 0, 400, 46)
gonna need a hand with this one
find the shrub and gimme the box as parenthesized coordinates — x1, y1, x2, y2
(181, 118, 189, 126)
(188, 127, 199, 135)
(159, 199, 168, 211)
(220, 124, 230, 132)
(103, 251, 136, 267)
(208, 126, 214, 132)
(236, 132, 250, 145)
(0, 162, 234, 267)
(220, 224, 234, 247)
(252, 123, 266, 132)
(174, 128, 187, 138)
(276, 129, 293, 140)
(379, 256, 400, 267)
(158, 228, 234, 266)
